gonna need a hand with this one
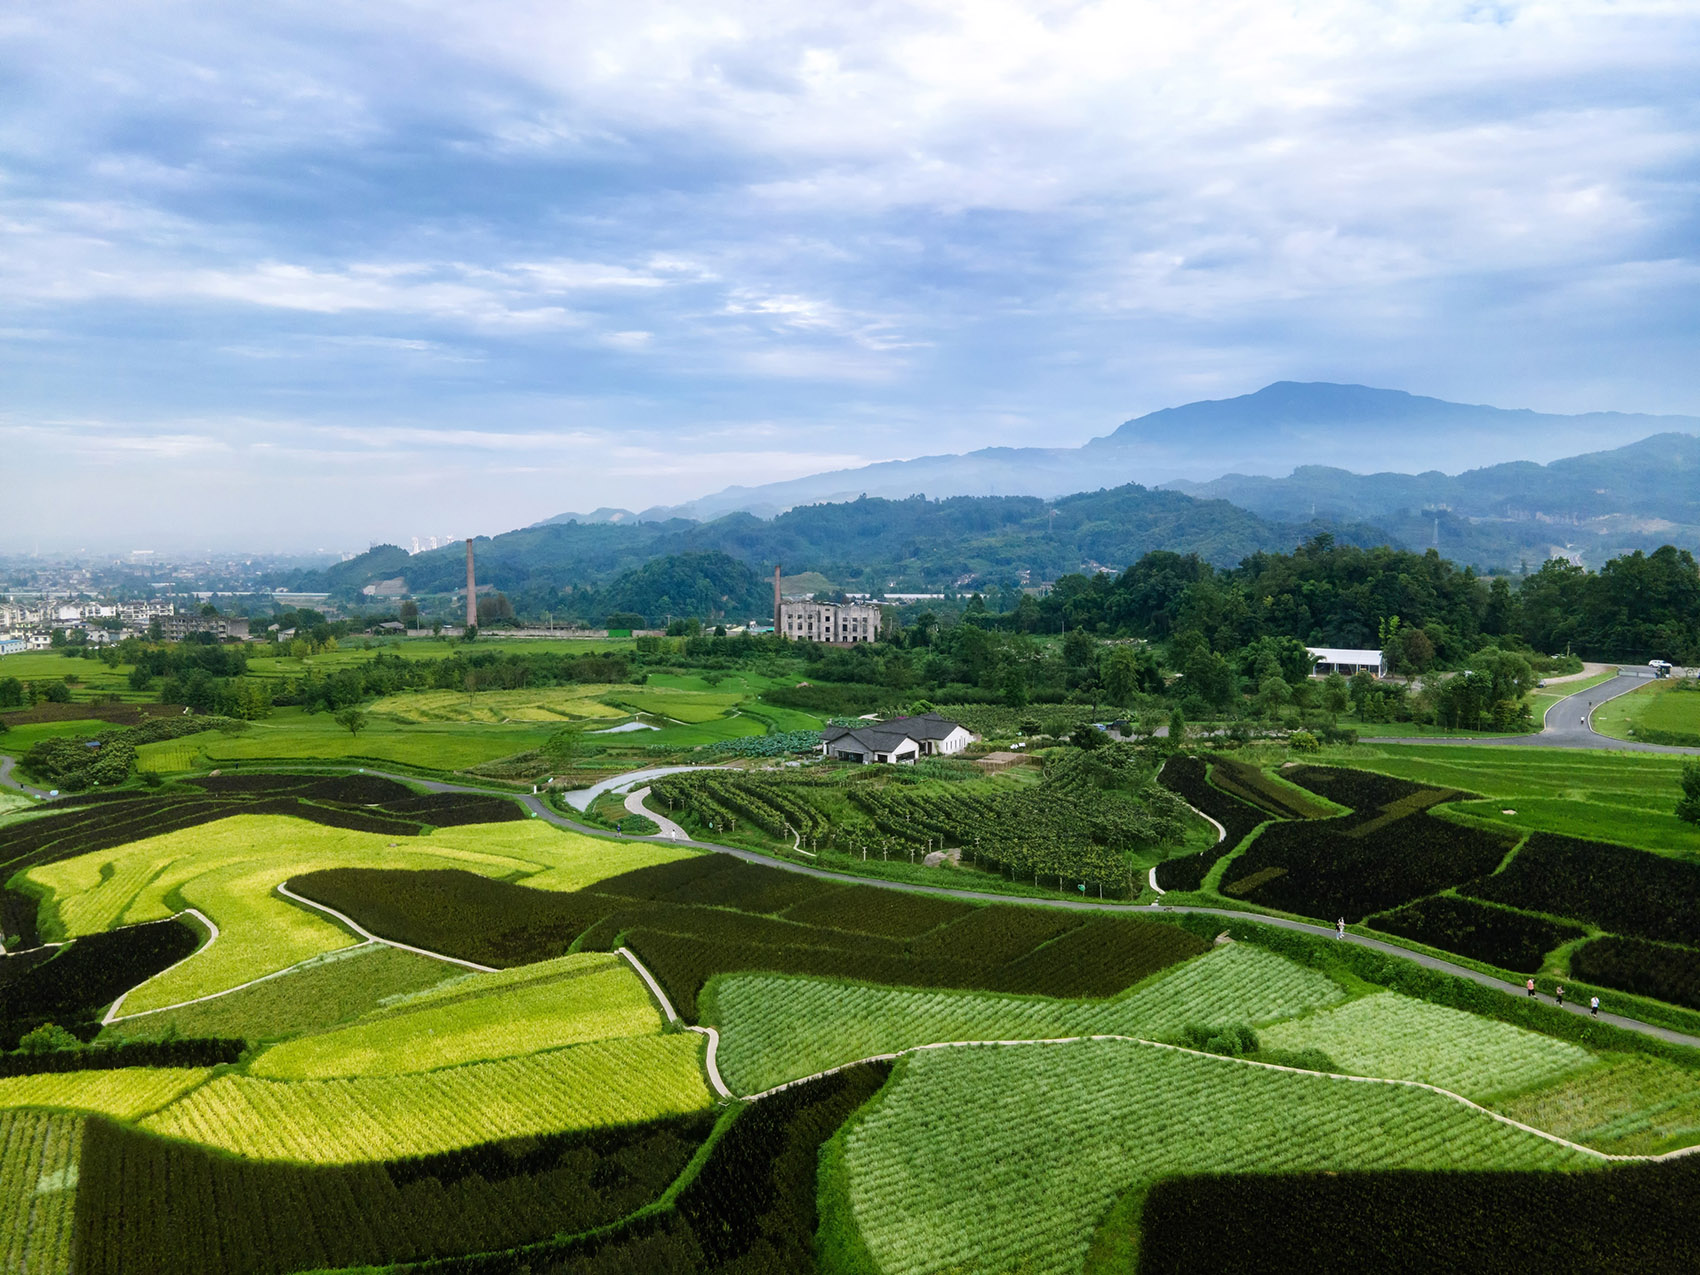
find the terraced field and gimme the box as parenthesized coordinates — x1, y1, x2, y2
(1257, 993, 1594, 1099)
(0, 1068, 209, 1121)
(0, 1110, 82, 1272)
(26, 813, 687, 1011)
(836, 1038, 1594, 1275)
(141, 1033, 711, 1161)
(249, 952, 662, 1078)
(369, 685, 628, 723)
(711, 942, 1346, 1093)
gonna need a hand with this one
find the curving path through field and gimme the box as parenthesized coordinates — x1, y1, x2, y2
(625, 786, 688, 840)
(0, 755, 49, 800)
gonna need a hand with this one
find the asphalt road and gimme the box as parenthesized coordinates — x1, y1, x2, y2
(1367, 667, 1700, 753)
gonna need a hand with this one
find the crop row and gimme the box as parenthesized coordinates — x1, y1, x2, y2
(1570, 936, 1700, 1011)
(0, 1109, 80, 1275)
(139, 1033, 713, 1162)
(841, 1038, 1589, 1275)
(1366, 894, 1586, 974)
(71, 1111, 714, 1275)
(1137, 1158, 1700, 1274)
(392, 1062, 893, 1275)
(710, 942, 1344, 1094)
(1153, 756, 1266, 890)
(654, 749, 1188, 894)
(0, 917, 202, 1048)
(1464, 833, 1700, 948)
(1219, 773, 1514, 921)
(1207, 757, 1335, 820)
(1257, 992, 1593, 1101)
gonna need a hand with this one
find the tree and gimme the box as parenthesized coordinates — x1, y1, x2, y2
(399, 600, 419, 628)
(1069, 723, 1106, 750)
(1679, 761, 1700, 826)
(0, 677, 22, 708)
(334, 707, 368, 737)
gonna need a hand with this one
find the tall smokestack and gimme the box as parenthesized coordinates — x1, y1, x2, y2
(465, 539, 477, 630)
(773, 565, 782, 637)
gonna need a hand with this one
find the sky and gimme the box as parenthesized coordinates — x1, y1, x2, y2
(2, 1, 1698, 554)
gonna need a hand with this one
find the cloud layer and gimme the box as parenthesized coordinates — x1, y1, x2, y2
(2, 1, 1697, 550)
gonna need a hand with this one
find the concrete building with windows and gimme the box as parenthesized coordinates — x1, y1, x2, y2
(160, 613, 251, 641)
(1306, 647, 1387, 677)
(821, 712, 976, 764)
(771, 564, 885, 644)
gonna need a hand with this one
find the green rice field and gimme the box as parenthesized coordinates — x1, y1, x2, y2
(1593, 678, 1700, 743)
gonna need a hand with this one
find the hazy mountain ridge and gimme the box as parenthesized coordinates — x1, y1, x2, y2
(616, 382, 1700, 524)
(295, 484, 1385, 613)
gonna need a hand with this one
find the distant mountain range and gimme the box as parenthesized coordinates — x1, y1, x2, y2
(296, 484, 1384, 618)
(545, 382, 1700, 525)
(1165, 432, 1700, 568)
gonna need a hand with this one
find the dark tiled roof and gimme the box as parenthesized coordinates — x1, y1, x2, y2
(822, 712, 965, 754)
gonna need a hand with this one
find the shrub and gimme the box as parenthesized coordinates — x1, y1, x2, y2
(16, 1023, 79, 1053)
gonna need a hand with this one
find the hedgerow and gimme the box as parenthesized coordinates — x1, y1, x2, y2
(0, 917, 201, 1048)
(1367, 895, 1586, 974)
(1570, 936, 1700, 1012)
(1218, 770, 1513, 921)
(1136, 1160, 1700, 1274)
(1463, 833, 1700, 948)
(71, 1111, 714, 1275)
(0, 1038, 242, 1075)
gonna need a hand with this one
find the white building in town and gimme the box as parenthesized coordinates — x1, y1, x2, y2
(778, 599, 884, 644)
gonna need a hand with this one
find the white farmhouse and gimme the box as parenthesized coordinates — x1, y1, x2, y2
(820, 712, 977, 764)
(1306, 647, 1387, 677)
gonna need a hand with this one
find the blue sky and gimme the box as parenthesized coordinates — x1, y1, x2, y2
(2, 1, 1698, 552)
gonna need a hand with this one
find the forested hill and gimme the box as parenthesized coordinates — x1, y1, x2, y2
(1166, 431, 1700, 568)
(290, 484, 1387, 615)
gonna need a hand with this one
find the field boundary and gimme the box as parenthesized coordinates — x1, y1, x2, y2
(103, 939, 377, 1024)
(100, 908, 221, 1025)
(276, 880, 499, 973)
(739, 1033, 1700, 1162)
(617, 946, 731, 1100)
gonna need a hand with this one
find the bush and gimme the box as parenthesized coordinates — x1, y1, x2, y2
(16, 1023, 79, 1053)
(1180, 1023, 1259, 1056)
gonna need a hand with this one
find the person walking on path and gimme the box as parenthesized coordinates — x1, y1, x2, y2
(1556, 985, 1565, 1007)
(1336, 917, 1346, 940)
(1591, 995, 1600, 1017)
(1527, 978, 1537, 998)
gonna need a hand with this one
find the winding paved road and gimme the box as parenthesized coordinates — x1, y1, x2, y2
(0, 756, 48, 800)
(1366, 666, 1700, 753)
